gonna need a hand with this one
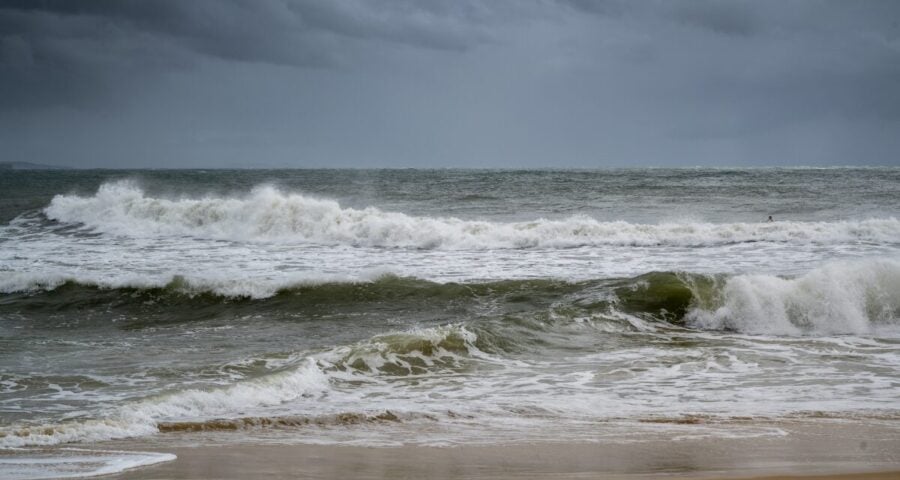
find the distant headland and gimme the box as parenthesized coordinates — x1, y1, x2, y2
(0, 161, 72, 170)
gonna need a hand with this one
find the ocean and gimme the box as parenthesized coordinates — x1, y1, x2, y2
(1, 168, 899, 478)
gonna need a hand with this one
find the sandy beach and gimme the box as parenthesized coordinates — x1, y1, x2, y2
(103, 420, 900, 480)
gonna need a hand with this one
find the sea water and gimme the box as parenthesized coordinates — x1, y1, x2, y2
(1, 168, 898, 477)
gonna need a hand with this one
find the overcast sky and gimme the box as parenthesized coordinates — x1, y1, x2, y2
(1, 0, 898, 168)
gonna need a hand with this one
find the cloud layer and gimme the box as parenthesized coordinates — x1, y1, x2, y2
(1, 0, 898, 167)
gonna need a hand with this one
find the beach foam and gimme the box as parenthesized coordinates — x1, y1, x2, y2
(0, 359, 329, 448)
(0, 449, 175, 480)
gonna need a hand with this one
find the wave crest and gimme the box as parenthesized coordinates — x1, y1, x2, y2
(3, 261, 899, 336)
(322, 325, 481, 376)
(43, 181, 900, 248)
(685, 259, 900, 335)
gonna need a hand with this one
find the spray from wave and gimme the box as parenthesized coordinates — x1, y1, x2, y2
(685, 259, 900, 335)
(42, 181, 900, 248)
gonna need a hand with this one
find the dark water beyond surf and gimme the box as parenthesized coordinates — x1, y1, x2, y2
(1, 168, 899, 477)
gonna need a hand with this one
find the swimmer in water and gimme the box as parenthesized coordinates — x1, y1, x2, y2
(767, 215, 774, 222)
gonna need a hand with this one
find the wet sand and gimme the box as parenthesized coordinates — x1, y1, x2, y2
(110, 421, 900, 480)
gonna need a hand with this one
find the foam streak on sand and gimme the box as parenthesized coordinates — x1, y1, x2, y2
(0, 449, 175, 480)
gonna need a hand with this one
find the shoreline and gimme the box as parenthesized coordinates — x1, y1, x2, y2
(100, 420, 900, 480)
(108, 443, 899, 480)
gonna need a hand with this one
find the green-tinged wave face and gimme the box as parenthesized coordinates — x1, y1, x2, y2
(0, 274, 688, 330)
(612, 272, 695, 323)
(4, 263, 899, 344)
(325, 325, 479, 376)
(1, 274, 705, 378)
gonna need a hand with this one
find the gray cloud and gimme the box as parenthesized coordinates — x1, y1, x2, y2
(0, 0, 499, 108)
(1, 0, 495, 66)
(0, 0, 898, 167)
(667, 1, 761, 36)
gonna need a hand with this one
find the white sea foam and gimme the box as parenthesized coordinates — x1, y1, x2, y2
(1, 316, 897, 449)
(686, 259, 900, 335)
(43, 181, 900, 249)
(0, 272, 72, 294)
(0, 420, 158, 450)
(319, 324, 484, 375)
(0, 325, 492, 448)
(126, 358, 330, 421)
(0, 449, 176, 480)
(0, 359, 330, 448)
(0, 270, 389, 298)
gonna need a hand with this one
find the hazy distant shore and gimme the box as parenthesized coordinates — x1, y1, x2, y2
(0, 161, 72, 170)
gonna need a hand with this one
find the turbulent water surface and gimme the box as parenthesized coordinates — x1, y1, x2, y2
(1, 168, 899, 477)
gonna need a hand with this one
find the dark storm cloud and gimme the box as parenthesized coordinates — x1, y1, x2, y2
(0, 0, 898, 167)
(553, 0, 900, 145)
(1, 0, 491, 65)
(0, 0, 496, 109)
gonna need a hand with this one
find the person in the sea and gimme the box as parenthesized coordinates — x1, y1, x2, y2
(767, 216, 774, 222)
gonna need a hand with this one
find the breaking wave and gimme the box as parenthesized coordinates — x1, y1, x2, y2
(0, 359, 331, 448)
(42, 181, 900, 248)
(0, 270, 382, 300)
(3, 260, 899, 336)
(0, 325, 482, 449)
(2, 257, 899, 449)
(685, 259, 900, 335)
